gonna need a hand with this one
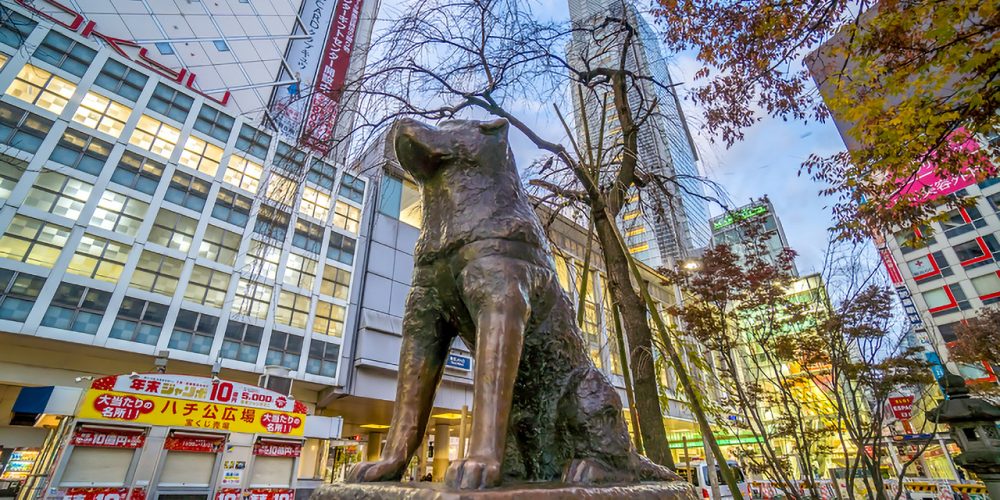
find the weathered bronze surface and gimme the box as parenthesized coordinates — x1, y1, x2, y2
(345, 118, 680, 490)
(313, 481, 698, 499)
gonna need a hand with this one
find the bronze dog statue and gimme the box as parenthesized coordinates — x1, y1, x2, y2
(347, 118, 677, 489)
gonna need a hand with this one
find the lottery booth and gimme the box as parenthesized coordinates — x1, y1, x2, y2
(44, 374, 311, 500)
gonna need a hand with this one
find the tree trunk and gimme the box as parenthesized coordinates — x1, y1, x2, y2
(592, 207, 674, 468)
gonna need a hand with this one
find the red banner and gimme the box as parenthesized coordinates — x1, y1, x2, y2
(62, 487, 144, 500)
(244, 489, 294, 500)
(889, 395, 915, 420)
(164, 435, 225, 453)
(214, 489, 242, 500)
(70, 429, 145, 449)
(300, 0, 365, 155)
(253, 440, 302, 457)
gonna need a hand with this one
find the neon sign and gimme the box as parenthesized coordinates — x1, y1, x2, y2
(712, 205, 768, 230)
(14, 0, 231, 106)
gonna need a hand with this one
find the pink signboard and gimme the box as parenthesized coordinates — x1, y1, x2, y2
(889, 128, 992, 205)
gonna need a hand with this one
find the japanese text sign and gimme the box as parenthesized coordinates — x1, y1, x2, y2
(70, 429, 145, 449)
(889, 395, 915, 420)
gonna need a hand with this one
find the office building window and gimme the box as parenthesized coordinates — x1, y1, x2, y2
(320, 266, 350, 301)
(307, 339, 339, 377)
(66, 234, 130, 282)
(129, 114, 180, 159)
(184, 265, 231, 308)
(339, 173, 365, 203)
(0, 102, 53, 153)
(266, 330, 303, 369)
(147, 83, 193, 123)
(283, 253, 317, 291)
(164, 172, 210, 211)
(275, 291, 310, 329)
(232, 279, 271, 319)
(941, 206, 987, 238)
(905, 251, 952, 282)
(91, 190, 148, 237)
(332, 201, 361, 233)
(23, 170, 94, 219)
(94, 59, 148, 102)
(109, 297, 169, 345)
(155, 42, 173, 55)
(0, 269, 45, 322)
(221, 320, 263, 362)
(41, 282, 111, 334)
(111, 151, 163, 195)
(893, 226, 936, 254)
(292, 219, 324, 254)
(168, 310, 219, 355)
(212, 189, 252, 226)
(198, 225, 240, 266)
(194, 105, 234, 143)
(6, 64, 77, 114)
(971, 272, 1000, 304)
(313, 300, 345, 337)
(254, 205, 290, 240)
(148, 209, 197, 252)
(923, 283, 972, 315)
(300, 186, 332, 220)
(378, 175, 421, 228)
(0, 8, 36, 49)
(72, 91, 131, 138)
(308, 159, 337, 190)
(50, 129, 112, 176)
(0, 215, 70, 267)
(32, 31, 95, 77)
(0, 155, 25, 200)
(244, 240, 281, 281)
(130, 250, 183, 296)
(953, 235, 1000, 269)
(235, 124, 271, 159)
(224, 155, 263, 192)
(179, 135, 223, 176)
(327, 233, 355, 265)
(273, 142, 306, 173)
(265, 173, 297, 206)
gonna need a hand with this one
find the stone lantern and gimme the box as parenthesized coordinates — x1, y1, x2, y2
(929, 370, 1000, 497)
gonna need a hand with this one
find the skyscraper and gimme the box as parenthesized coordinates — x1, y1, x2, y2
(568, 0, 710, 269)
(710, 197, 798, 276)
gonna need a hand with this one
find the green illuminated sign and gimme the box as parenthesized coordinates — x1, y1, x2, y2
(712, 205, 768, 230)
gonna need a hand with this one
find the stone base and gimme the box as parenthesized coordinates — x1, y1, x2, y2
(310, 481, 697, 500)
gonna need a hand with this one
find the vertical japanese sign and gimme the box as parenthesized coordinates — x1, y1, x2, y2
(299, 0, 365, 156)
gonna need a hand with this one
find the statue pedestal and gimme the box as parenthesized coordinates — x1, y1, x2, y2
(310, 481, 698, 500)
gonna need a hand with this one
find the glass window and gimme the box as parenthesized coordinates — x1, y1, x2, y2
(0, 102, 53, 153)
(130, 250, 183, 296)
(67, 234, 130, 282)
(244, 240, 281, 281)
(212, 189, 252, 226)
(32, 31, 95, 77)
(94, 59, 148, 102)
(147, 83, 193, 123)
(327, 233, 355, 265)
(179, 135, 223, 176)
(253, 205, 290, 240)
(232, 279, 271, 319)
(306, 339, 339, 377)
(265, 173, 297, 206)
(109, 297, 168, 345)
(221, 320, 262, 363)
(164, 171, 210, 211)
(90, 190, 148, 237)
(292, 219, 324, 254)
(308, 159, 337, 190)
(23, 170, 94, 219)
(941, 207, 979, 237)
(198, 225, 240, 266)
(0, 269, 45, 322)
(129, 114, 180, 159)
(300, 186, 331, 220)
(953, 236, 1000, 269)
(266, 330, 303, 369)
(50, 129, 112, 176)
(111, 151, 163, 195)
(313, 300, 345, 337)
(971, 272, 1000, 299)
(378, 175, 421, 228)
(893, 225, 936, 254)
(0, 8, 37, 49)
(72, 91, 131, 137)
(193, 105, 233, 143)
(235, 124, 271, 159)
(275, 291, 310, 329)
(6, 64, 77, 114)
(273, 142, 306, 174)
(41, 282, 111, 334)
(332, 201, 361, 233)
(283, 254, 317, 291)
(168, 310, 218, 355)
(320, 266, 350, 300)
(184, 265, 230, 308)
(0, 215, 70, 267)
(339, 173, 365, 203)
(148, 209, 197, 252)
(224, 155, 263, 193)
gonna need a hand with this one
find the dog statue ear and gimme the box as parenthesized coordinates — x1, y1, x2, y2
(479, 118, 509, 135)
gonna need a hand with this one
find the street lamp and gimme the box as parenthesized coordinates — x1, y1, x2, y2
(930, 369, 1000, 497)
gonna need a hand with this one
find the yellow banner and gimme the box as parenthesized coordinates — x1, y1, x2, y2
(78, 390, 305, 436)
